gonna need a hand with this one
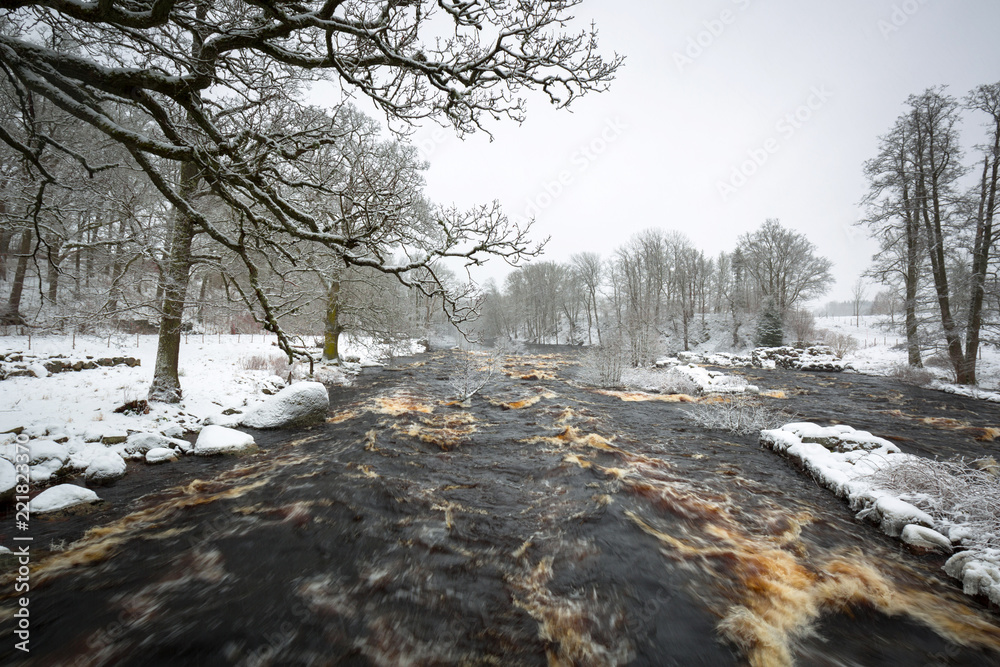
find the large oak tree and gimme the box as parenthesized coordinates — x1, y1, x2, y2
(0, 1, 621, 400)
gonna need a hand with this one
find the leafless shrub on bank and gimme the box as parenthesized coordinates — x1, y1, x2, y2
(816, 330, 859, 357)
(685, 396, 793, 436)
(579, 339, 627, 388)
(239, 353, 292, 378)
(886, 362, 935, 387)
(864, 457, 1000, 551)
(622, 367, 700, 395)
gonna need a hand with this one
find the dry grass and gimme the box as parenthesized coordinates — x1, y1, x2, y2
(239, 353, 291, 377)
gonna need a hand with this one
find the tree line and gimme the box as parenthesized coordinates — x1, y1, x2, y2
(475, 219, 834, 365)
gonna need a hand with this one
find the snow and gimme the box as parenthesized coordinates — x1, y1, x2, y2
(901, 525, 952, 552)
(28, 484, 100, 513)
(194, 425, 256, 456)
(762, 422, 1000, 605)
(146, 447, 178, 464)
(84, 449, 127, 484)
(0, 458, 15, 498)
(0, 333, 364, 492)
(241, 381, 329, 429)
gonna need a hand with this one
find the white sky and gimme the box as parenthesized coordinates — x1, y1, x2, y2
(352, 1, 1000, 304)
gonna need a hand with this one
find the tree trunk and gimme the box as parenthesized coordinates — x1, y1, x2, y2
(148, 160, 198, 403)
(323, 278, 342, 361)
(2, 230, 32, 325)
(0, 228, 11, 282)
(962, 116, 1000, 386)
(903, 180, 923, 368)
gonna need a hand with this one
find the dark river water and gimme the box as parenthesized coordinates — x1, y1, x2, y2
(2, 349, 1000, 666)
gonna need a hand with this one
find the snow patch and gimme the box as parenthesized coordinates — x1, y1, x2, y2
(145, 447, 178, 464)
(194, 425, 256, 456)
(29, 484, 100, 513)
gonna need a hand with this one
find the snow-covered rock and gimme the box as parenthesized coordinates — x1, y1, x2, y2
(26, 439, 69, 482)
(0, 459, 16, 500)
(145, 447, 178, 464)
(85, 448, 127, 484)
(171, 438, 193, 454)
(27, 439, 69, 465)
(28, 363, 49, 378)
(29, 484, 100, 513)
(240, 381, 329, 429)
(761, 422, 1000, 606)
(119, 432, 174, 458)
(160, 423, 184, 438)
(194, 425, 256, 456)
(901, 525, 952, 552)
(202, 410, 244, 428)
(945, 551, 1000, 605)
(752, 345, 849, 372)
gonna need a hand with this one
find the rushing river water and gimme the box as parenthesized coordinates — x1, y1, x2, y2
(2, 349, 1000, 666)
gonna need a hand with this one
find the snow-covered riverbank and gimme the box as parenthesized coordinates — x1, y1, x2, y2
(0, 333, 405, 518)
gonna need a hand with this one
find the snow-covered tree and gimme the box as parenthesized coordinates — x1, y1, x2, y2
(0, 1, 621, 401)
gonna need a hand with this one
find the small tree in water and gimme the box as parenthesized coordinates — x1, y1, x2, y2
(755, 297, 784, 348)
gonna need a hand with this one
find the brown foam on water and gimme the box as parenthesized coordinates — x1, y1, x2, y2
(758, 390, 787, 399)
(535, 407, 1000, 666)
(328, 390, 440, 425)
(392, 411, 478, 450)
(491, 390, 558, 411)
(879, 410, 1000, 442)
(622, 476, 1000, 667)
(8, 454, 313, 587)
(596, 389, 700, 403)
(509, 556, 634, 666)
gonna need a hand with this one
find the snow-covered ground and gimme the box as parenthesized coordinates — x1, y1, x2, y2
(0, 333, 414, 514)
(817, 314, 1000, 391)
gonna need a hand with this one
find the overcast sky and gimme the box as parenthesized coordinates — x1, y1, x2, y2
(400, 1, 999, 304)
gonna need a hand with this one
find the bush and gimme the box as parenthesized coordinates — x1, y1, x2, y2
(822, 331, 858, 357)
(450, 345, 505, 400)
(621, 366, 700, 395)
(863, 457, 1000, 553)
(685, 395, 793, 436)
(786, 308, 816, 344)
(580, 338, 627, 388)
(886, 362, 935, 387)
(240, 353, 291, 377)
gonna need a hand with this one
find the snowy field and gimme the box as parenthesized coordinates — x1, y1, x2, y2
(0, 332, 362, 439)
(818, 314, 1000, 393)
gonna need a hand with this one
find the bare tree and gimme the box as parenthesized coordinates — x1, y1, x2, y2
(571, 252, 604, 345)
(736, 219, 834, 314)
(962, 82, 1000, 384)
(0, 1, 621, 401)
(851, 277, 868, 327)
(861, 115, 927, 367)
